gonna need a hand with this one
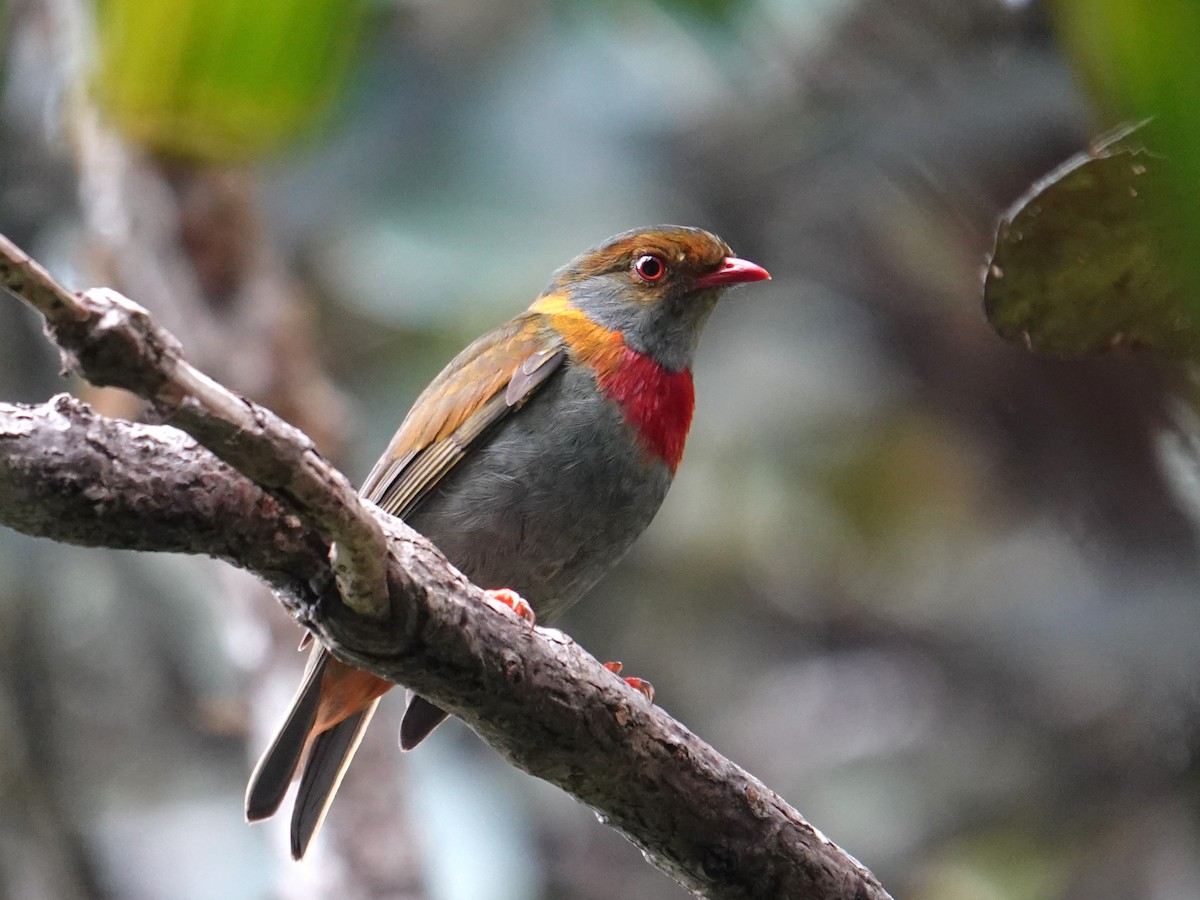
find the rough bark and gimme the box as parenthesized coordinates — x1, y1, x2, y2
(0, 234, 893, 899)
(0, 394, 326, 591)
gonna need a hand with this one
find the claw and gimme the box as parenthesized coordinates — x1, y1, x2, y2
(623, 677, 654, 703)
(603, 661, 654, 702)
(485, 588, 536, 624)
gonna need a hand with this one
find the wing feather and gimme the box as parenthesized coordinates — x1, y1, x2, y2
(361, 314, 565, 518)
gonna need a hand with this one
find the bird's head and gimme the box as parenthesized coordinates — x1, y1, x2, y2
(542, 226, 770, 371)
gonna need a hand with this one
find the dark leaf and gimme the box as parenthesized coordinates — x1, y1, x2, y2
(984, 134, 1197, 359)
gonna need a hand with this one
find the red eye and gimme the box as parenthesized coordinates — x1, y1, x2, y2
(634, 254, 666, 282)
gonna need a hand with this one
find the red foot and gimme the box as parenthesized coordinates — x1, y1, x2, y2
(603, 661, 654, 703)
(485, 588, 536, 625)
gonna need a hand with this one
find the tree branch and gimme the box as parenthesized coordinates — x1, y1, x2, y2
(0, 234, 893, 899)
(0, 235, 387, 618)
(0, 394, 326, 593)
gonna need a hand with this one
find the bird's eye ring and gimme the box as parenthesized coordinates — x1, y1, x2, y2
(633, 254, 666, 282)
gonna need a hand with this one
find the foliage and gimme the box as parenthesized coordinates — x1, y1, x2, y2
(984, 128, 1197, 359)
(92, 0, 368, 161)
(1054, 0, 1200, 304)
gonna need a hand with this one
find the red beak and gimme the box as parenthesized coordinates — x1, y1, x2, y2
(695, 256, 771, 289)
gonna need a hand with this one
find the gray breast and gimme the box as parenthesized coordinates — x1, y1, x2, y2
(405, 363, 674, 621)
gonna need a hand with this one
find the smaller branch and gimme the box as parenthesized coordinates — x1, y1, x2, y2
(0, 236, 387, 618)
(0, 238, 88, 325)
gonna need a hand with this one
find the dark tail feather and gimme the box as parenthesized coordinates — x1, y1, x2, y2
(245, 649, 330, 822)
(290, 698, 379, 860)
(399, 695, 449, 751)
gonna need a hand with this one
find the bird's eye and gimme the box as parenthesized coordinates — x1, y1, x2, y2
(633, 254, 666, 282)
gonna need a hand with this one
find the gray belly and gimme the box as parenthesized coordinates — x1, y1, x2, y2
(405, 363, 674, 621)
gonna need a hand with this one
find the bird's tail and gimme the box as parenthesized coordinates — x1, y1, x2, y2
(290, 698, 379, 859)
(245, 647, 387, 859)
(245, 648, 330, 823)
(399, 694, 450, 750)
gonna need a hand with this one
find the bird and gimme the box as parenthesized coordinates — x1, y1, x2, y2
(245, 225, 770, 859)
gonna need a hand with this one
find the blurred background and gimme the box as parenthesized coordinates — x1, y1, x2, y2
(2, 0, 1199, 897)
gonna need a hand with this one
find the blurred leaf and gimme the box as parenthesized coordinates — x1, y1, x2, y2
(0, 4, 10, 89)
(1053, 0, 1200, 308)
(914, 829, 1069, 900)
(650, 0, 749, 22)
(984, 134, 1199, 359)
(823, 412, 980, 546)
(92, 0, 368, 162)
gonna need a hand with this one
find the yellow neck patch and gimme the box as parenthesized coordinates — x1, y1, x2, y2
(530, 292, 624, 379)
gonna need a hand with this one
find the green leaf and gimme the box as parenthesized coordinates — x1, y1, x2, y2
(1053, 0, 1200, 312)
(984, 131, 1198, 359)
(91, 0, 368, 162)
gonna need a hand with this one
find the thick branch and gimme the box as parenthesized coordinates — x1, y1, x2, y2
(0, 235, 894, 898)
(0, 394, 327, 594)
(0, 396, 890, 899)
(317, 543, 890, 900)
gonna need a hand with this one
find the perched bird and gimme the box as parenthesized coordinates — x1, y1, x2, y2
(245, 225, 769, 858)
